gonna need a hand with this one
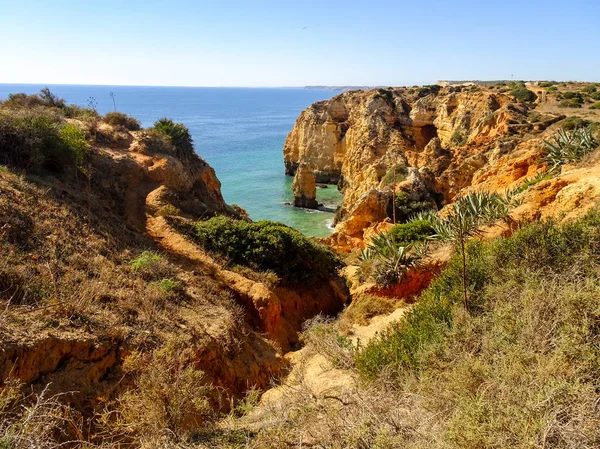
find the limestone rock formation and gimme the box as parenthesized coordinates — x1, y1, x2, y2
(292, 163, 318, 209)
(285, 85, 600, 250)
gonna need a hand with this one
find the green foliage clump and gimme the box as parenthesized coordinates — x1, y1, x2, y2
(560, 116, 590, 131)
(591, 102, 600, 110)
(153, 118, 194, 158)
(372, 88, 394, 103)
(538, 81, 555, 87)
(394, 191, 434, 222)
(546, 85, 558, 92)
(388, 220, 435, 247)
(559, 91, 584, 108)
(357, 231, 426, 288)
(509, 83, 536, 102)
(380, 163, 407, 186)
(191, 216, 342, 283)
(514, 171, 552, 193)
(581, 85, 597, 94)
(356, 210, 600, 382)
(104, 111, 141, 131)
(591, 91, 600, 101)
(153, 278, 181, 295)
(130, 251, 161, 274)
(0, 109, 89, 172)
(57, 123, 90, 165)
(542, 127, 597, 173)
(451, 129, 467, 146)
(416, 85, 441, 98)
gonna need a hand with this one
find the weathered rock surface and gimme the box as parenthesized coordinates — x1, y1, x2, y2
(292, 163, 318, 209)
(285, 86, 600, 250)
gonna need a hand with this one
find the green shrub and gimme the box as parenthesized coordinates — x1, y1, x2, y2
(509, 83, 536, 102)
(191, 217, 342, 283)
(547, 85, 558, 92)
(560, 116, 590, 130)
(388, 220, 434, 246)
(57, 123, 90, 165)
(591, 102, 600, 110)
(355, 210, 600, 381)
(153, 118, 194, 158)
(155, 204, 181, 217)
(581, 85, 597, 94)
(539, 81, 555, 88)
(0, 109, 89, 172)
(591, 91, 600, 101)
(357, 231, 425, 288)
(451, 129, 467, 146)
(130, 251, 161, 274)
(104, 111, 141, 131)
(394, 191, 434, 222)
(380, 163, 407, 186)
(416, 85, 441, 98)
(372, 88, 394, 103)
(153, 278, 180, 295)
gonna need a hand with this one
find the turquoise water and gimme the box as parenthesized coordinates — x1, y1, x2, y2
(0, 85, 342, 237)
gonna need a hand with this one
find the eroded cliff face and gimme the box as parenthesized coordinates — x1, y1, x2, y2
(0, 118, 348, 423)
(284, 86, 596, 250)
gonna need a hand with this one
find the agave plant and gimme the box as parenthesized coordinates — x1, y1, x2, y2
(358, 231, 426, 288)
(542, 127, 597, 173)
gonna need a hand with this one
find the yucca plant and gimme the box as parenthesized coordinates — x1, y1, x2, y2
(542, 127, 597, 173)
(429, 190, 516, 310)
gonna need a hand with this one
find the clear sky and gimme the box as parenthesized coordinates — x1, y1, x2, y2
(1, 0, 598, 87)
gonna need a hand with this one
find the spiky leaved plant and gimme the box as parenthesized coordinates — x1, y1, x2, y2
(423, 190, 517, 310)
(359, 232, 427, 288)
(542, 127, 597, 173)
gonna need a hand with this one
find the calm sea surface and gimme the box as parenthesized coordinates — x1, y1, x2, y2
(0, 85, 342, 237)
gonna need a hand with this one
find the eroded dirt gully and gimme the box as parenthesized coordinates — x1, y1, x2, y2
(0, 129, 349, 422)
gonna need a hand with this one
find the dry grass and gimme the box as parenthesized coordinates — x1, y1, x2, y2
(229, 214, 600, 448)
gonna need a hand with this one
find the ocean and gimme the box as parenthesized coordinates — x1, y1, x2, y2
(0, 84, 343, 237)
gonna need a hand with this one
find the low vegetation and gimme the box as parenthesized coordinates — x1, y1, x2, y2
(0, 107, 90, 172)
(249, 211, 600, 448)
(153, 118, 195, 159)
(509, 82, 536, 102)
(543, 127, 598, 173)
(190, 216, 342, 283)
(357, 231, 426, 287)
(103, 111, 141, 131)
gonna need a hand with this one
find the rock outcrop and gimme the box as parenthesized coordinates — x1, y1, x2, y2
(284, 85, 600, 251)
(291, 163, 318, 209)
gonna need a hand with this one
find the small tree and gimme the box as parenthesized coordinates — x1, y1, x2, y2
(424, 191, 518, 310)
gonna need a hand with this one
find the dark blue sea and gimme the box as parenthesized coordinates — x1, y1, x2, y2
(0, 85, 342, 236)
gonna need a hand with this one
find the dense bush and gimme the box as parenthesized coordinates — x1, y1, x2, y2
(592, 91, 600, 100)
(581, 85, 597, 94)
(416, 85, 441, 98)
(104, 111, 141, 131)
(372, 88, 394, 103)
(355, 210, 600, 380)
(388, 219, 434, 246)
(591, 102, 600, 110)
(191, 216, 342, 283)
(0, 109, 90, 172)
(394, 191, 434, 222)
(509, 83, 536, 102)
(153, 118, 194, 158)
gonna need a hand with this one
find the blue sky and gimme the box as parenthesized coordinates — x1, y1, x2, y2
(1, 0, 598, 86)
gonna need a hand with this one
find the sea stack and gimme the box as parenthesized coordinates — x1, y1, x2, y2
(292, 163, 318, 209)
